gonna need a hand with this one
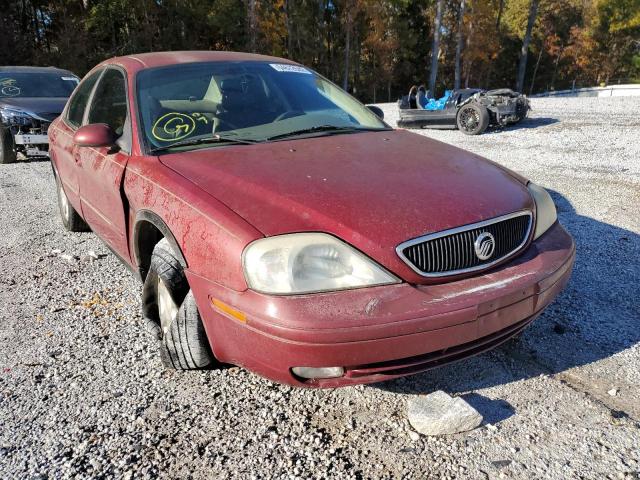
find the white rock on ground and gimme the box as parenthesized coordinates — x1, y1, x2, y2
(57, 253, 77, 263)
(407, 391, 483, 436)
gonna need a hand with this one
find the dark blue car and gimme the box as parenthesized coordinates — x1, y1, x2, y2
(0, 66, 79, 163)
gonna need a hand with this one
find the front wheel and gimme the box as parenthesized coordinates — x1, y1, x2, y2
(0, 128, 17, 164)
(456, 103, 490, 135)
(144, 238, 215, 370)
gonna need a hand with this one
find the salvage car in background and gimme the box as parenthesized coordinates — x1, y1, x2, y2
(0, 66, 79, 163)
(49, 51, 574, 387)
(398, 88, 530, 135)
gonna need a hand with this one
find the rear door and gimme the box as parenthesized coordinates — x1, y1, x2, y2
(76, 67, 132, 261)
(51, 69, 102, 215)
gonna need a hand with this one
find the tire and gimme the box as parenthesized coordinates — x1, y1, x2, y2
(144, 238, 215, 370)
(456, 103, 490, 135)
(0, 127, 17, 164)
(55, 173, 89, 232)
(516, 101, 529, 122)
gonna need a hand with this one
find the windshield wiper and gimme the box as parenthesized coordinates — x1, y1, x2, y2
(265, 125, 386, 141)
(150, 134, 259, 153)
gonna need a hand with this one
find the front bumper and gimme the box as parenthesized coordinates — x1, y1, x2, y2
(187, 221, 575, 387)
(14, 133, 49, 157)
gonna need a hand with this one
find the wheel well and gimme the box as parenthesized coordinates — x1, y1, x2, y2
(133, 210, 188, 281)
(135, 220, 164, 281)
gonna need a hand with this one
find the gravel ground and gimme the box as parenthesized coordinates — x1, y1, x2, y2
(1, 96, 639, 479)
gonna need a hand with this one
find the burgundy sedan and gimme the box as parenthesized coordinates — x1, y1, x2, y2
(48, 51, 574, 387)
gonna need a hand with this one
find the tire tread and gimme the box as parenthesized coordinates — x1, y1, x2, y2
(149, 239, 214, 370)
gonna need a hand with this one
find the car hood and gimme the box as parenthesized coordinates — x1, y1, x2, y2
(0, 97, 67, 121)
(159, 129, 534, 283)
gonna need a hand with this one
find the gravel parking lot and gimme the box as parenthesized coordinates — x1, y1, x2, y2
(1, 96, 639, 479)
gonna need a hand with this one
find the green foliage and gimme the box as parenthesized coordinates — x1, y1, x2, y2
(2, 0, 638, 98)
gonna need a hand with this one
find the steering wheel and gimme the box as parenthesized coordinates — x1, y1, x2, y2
(274, 110, 305, 122)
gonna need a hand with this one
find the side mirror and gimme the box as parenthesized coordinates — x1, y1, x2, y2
(366, 105, 384, 120)
(73, 123, 116, 148)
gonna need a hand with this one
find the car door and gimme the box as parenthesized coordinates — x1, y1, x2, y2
(51, 69, 103, 216)
(76, 67, 132, 261)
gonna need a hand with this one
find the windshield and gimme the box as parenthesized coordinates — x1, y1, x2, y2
(136, 61, 388, 151)
(0, 72, 79, 98)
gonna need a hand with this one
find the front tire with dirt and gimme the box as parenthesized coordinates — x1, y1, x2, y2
(144, 238, 215, 370)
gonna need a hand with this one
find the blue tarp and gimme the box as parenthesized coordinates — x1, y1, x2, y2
(423, 90, 452, 111)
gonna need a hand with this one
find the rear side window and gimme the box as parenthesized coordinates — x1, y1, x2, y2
(87, 69, 128, 136)
(67, 70, 102, 127)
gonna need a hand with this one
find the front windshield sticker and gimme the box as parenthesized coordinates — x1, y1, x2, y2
(152, 112, 208, 142)
(0, 78, 21, 97)
(269, 64, 311, 74)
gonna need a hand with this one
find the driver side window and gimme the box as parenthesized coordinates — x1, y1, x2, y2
(87, 68, 128, 137)
(66, 69, 102, 128)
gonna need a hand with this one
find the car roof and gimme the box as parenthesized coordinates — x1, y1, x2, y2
(0, 66, 77, 76)
(110, 51, 299, 70)
(119, 50, 295, 68)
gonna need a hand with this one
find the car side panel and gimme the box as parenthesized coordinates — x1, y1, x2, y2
(418, 110, 458, 126)
(76, 146, 131, 261)
(123, 155, 263, 291)
(49, 119, 83, 216)
(397, 109, 457, 128)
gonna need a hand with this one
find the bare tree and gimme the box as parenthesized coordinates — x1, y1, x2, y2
(516, 0, 539, 93)
(246, 0, 258, 53)
(343, 7, 351, 90)
(429, 0, 444, 96)
(529, 46, 543, 95)
(550, 43, 565, 91)
(454, 0, 466, 90)
(496, 0, 504, 33)
(284, 0, 294, 58)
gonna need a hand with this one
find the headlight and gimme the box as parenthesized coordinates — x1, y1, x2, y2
(243, 233, 399, 294)
(0, 107, 33, 126)
(528, 182, 557, 239)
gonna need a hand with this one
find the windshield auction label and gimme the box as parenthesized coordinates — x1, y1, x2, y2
(269, 64, 311, 74)
(0, 78, 20, 97)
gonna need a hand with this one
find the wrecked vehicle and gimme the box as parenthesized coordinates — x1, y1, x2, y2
(0, 66, 79, 163)
(398, 88, 530, 135)
(49, 51, 574, 387)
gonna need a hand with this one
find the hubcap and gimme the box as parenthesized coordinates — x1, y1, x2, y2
(157, 277, 178, 335)
(460, 108, 479, 131)
(58, 182, 71, 220)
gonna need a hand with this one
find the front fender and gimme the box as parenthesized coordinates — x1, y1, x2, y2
(125, 156, 263, 291)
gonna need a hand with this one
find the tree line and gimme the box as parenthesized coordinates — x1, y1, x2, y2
(1, 0, 638, 102)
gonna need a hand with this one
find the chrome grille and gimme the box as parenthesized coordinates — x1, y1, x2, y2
(397, 211, 532, 277)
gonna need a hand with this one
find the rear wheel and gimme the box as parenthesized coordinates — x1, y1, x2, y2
(144, 238, 215, 370)
(55, 173, 89, 231)
(0, 128, 17, 164)
(456, 103, 489, 135)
